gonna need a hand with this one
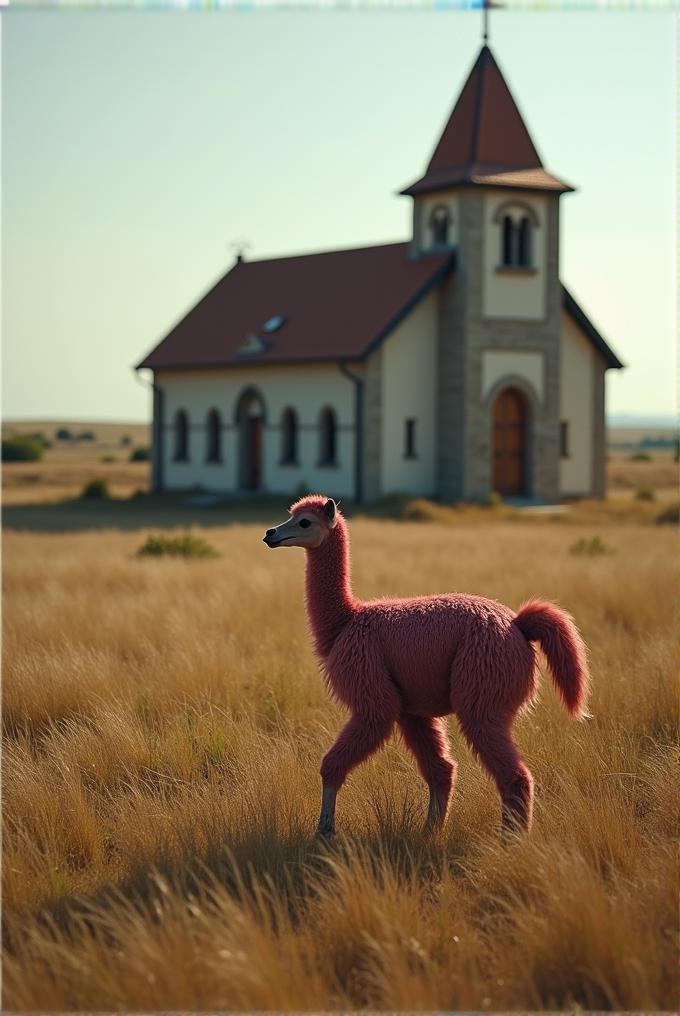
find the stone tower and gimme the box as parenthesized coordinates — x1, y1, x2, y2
(403, 45, 573, 503)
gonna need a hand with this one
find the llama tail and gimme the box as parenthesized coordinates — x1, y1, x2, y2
(514, 599, 590, 718)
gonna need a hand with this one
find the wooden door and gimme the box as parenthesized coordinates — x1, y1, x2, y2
(248, 416, 262, 489)
(492, 388, 525, 496)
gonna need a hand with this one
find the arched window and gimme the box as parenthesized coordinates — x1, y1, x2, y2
(503, 215, 514, 266)
(497, 203, 536, 268)
(318, 407, 337, 466)
(206, 409, 221, 463)
(518, 216, 531, 266)
(174, 410, 189, 462)
(281, 408, 298, 465)
(430, 205, 450, 247)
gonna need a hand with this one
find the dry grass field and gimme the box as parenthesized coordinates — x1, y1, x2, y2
(2, 421, 150, 504)
(2, 503, 677, 1010)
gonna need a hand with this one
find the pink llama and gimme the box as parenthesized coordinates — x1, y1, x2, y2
(263, 495, 589, 836)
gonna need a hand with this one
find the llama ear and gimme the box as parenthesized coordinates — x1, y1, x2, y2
(322, 498, 338, 527)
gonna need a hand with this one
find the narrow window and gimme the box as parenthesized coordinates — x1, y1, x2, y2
(518, 216, 531, 266)
(319, 408, 337, 466)
(281, 408, 298, 464)
(404, 419, 417, 459)
(560, 421, 570, 458)
(431, 206, 450, 247)
(502, 215, 514, 266)
(206, 409, 221, 462)
(174, 410, 189, 462)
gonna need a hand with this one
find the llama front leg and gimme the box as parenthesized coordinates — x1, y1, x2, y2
(317, 711, 396, 837)
(318, 784, 338, 836)
(398, 714, 457, 831)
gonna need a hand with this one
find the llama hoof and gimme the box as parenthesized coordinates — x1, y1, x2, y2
(501, 806, 527, 839)
(424, 788, 449, 832)
(315, 824, 335, 839)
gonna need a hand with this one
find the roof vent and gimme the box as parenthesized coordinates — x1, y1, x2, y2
(262, 314, 287, 334)
(237, 333, 270, 357)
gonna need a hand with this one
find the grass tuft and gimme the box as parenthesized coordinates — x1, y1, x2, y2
(136, 532, 220, 558)
(568, 535, 614, 556)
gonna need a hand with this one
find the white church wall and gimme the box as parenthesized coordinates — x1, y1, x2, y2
(481, 350, 545, 404)
(482, 192, 547, 320)
(157, 364, 357, 498)
(380, 289, 439, 496)
(559, 311, 594, 496)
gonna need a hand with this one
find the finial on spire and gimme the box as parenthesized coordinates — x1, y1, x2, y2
(481, 0, 493, 44)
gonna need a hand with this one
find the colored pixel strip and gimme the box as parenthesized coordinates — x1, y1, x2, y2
(5, 0, 680, 8)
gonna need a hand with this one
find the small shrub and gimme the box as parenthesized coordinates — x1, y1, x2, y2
(136, 534, 220, 559)
(2, 437, 44, 462)
(80, 477, 110, 499)
(55, 428, 71, 440)
(120, 435, 132, 446)
(76, 431, 96, 441)
(130, 446, 150, 461)
(26, 431, 52, 449)
(402, 498, 445, 522)
(486, 490, 503, 508)
(629, 451, 651, 461)
(569, 536, 614, 557)
(635, 486, 655, 501)
(657, 503, 679, 525)
(100, 455, 117, 463)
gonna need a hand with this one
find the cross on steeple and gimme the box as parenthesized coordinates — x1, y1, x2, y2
(483, 0, 490, 44)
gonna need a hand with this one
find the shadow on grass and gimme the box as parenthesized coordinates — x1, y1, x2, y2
(4, 808, 469, 955)
(4, 488, 673, 533)
(2, 491, 305, 533)
(0, 491, 425, 533)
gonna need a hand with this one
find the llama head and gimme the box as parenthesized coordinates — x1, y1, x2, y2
(262, 495, 339, 550)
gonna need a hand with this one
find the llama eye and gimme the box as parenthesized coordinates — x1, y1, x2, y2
(299, 519, 312, 529)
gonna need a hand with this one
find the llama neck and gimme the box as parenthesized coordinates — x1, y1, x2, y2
(305, 519, 357, 658)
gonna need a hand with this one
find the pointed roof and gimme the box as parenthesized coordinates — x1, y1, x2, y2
(402, 46, 573, 196)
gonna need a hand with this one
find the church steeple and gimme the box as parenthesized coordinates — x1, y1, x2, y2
(402, 45, 572, 197)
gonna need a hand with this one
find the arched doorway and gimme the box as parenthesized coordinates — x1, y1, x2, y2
(237, 390, 265, 490)
(492, 388, 527, 496)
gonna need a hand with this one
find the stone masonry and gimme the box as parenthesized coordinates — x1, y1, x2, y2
(437, 188, 563, 503)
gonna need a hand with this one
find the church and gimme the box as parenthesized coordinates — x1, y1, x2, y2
(138, 43, 622, 504)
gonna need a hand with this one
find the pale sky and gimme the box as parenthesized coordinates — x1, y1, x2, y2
(3, 9, 677, 423)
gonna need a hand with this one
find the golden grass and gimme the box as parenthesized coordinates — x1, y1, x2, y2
(2, 519, 677, 1010)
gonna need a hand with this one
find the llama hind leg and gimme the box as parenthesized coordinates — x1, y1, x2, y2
(318, 711, 396, 836)
(397, 714, 457, 831)
(458, 712, 534, 834)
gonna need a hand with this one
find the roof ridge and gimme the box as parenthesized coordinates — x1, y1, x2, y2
(469, 46, 487, 168)
(239, 240, 409, 266)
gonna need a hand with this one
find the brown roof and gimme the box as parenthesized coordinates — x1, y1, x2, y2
(402, 46, 573, 197)
(138, 243, 454, 371)
(138, 243, 622, 375)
